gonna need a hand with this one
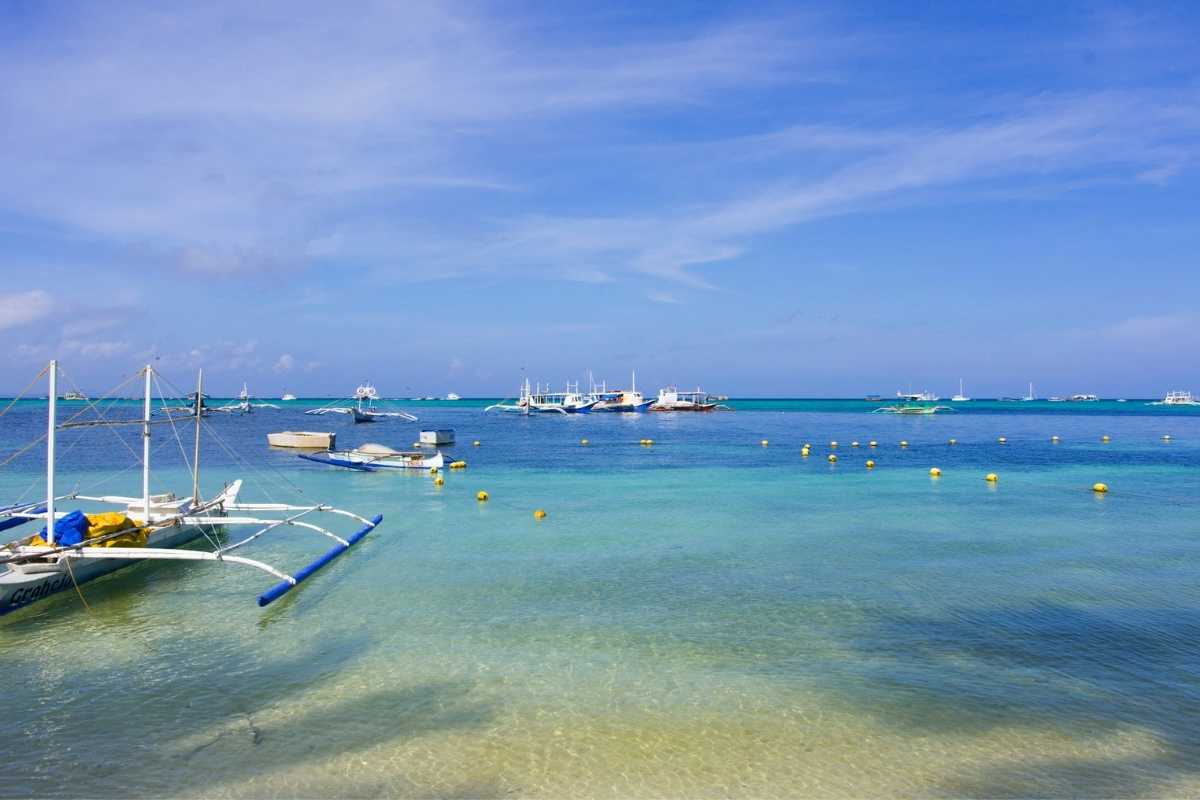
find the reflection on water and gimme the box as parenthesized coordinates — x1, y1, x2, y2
(2, 405, 1199, 796)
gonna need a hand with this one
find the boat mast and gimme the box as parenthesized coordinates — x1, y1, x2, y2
(192, 369, 203, 506)
(142, 364, 152, 522)
(46, 360, 57, 545)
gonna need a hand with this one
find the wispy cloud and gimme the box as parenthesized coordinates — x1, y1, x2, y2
(647, 290, 683, 305)
(0, 3, 817, 280)
(0, 291, 54, 332)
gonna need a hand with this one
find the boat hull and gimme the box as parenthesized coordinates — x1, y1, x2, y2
(1, 520, 218, 617)
(267, 431, 336, 449)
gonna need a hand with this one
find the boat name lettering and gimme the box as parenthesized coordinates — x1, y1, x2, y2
(7, 577, 71, 607)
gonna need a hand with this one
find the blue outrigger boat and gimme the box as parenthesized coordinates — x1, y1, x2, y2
(0, 362, 383, 617)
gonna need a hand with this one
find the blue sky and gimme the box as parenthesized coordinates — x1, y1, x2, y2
(1, 1, 1198, 397)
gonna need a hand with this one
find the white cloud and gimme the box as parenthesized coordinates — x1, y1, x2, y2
(647, 291, 683, 305)
(0, 290, 53, 331)
(0, 4, 815, 280)
(273, 353, 295, 373)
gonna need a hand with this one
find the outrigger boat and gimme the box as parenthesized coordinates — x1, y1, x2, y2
(896, 388, 939, 402)
(0, 362, 383, 617)
(591, 372, 654, 413)
(651, 387, 730, 412)
(872, 403, 953, 415)
(209, 382, 280, 414)
(485, 379, 595, 414)
(1148, 390, 1200, 407)
(299, 443, 444, 472)
(306, 383, 418, 423)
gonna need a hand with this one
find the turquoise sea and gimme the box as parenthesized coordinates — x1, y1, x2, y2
(2, 398, 1199, 797)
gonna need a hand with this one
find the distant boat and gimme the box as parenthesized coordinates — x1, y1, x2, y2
(1147, 390, 1199, 407)
(592, 372, 654, 413)
(1069, 394, 1099, 402)
(445, 393, 461, 401)
(950, 379, 969, 402)
(651, 387, 729, 412)
(210, 382, 279, 414)
(873, 404, 953, 415)
(1022, 382, 1037, 402)
(281, 392, 297, 401)
(60, 390, 88, 401)
(897, 388, 939, 402)
(485, 379, 595, 414)
(305, 383, 418, 423)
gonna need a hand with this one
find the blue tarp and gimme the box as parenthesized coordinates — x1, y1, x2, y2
(37, 509, 90, 546)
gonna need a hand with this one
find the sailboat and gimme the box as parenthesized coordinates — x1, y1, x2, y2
(950, 379, 970, 402)
(1, 362, 383, 617)
(1022, 382, 1037, 402)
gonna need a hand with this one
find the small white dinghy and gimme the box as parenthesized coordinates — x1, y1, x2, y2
(267, 431, 336, 449)
(299, 443, 444, 472)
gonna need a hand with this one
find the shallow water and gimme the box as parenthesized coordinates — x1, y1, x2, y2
(2, 402, 1199, 797)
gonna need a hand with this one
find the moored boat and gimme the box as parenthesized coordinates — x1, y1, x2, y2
(485, 379, 595, 414)
(299, 444, 445, 471)
(1, 363, 382, 617)
(267, 431, 336, 449)
(1148, 390, 1199, 407)
(651, 387, 728, 412)
(592, 372, 654, 413)
(872, 403, 953, 415)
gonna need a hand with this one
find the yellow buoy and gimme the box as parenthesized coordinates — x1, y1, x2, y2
(1092, 483, 1108, 494)
(869, 440, 878, 448)
(851, 441, 860, 448)
(948, 438, 957, 445)
(433, 476, 445, 487)
(429, 466, 439, 475)
(1162, 434, 1173, 441)
(533, 509, 547, 520)
(803, 442, 812, 450)
(477, 490, 489, 502)
(929, 467, 941, 477)
(450, 461, 467, 469)
(829, 441, 838, 448)
(866, 459, 875, 469)
(473, 440, 481, 447)
(827, 454, 837, 463)
(801, 448, 810, 457)
(899, 440, 908, 448)
(1051, 435, 1060, 443)
(1101, 435, 1111, 443)
(985, 473, 998, 482)
(998, 437, 1007, 444)
(761, 439, 769, 447)
(580, 438, 589, 446)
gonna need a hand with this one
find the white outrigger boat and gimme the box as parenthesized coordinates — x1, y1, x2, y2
(209, 382, 280, 414)
(872, 403, 953, 415)
(485, 379, 596, 414)
(298, 443, 444, 472)
(0, 362, 383, 617)
(1148, 390, 1199, 407)
(306, 383, 418, 423)
(651, 387, 730, 412)
(591, 372, 654, 413)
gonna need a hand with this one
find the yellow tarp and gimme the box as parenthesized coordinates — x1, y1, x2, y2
(29, 512, 147, 548)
